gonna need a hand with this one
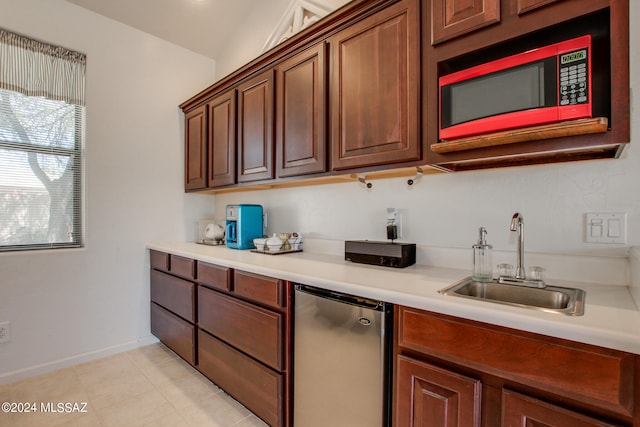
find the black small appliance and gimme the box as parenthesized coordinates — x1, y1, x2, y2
(345, 240, 416, 268)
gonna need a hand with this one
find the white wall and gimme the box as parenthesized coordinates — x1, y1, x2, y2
(631, 247, 640, 307)
(214, 0, 351, 79)
(0, 0, 217, 382)
(214, 3, 639, 279)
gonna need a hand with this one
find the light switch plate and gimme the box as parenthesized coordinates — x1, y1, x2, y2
(585, 213, 627, 244)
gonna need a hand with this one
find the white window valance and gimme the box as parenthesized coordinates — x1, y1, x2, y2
(0, 29, 86, 106)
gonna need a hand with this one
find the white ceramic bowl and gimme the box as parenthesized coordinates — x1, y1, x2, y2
(253, 238, 267, 250)
(267, 243, 282, 252)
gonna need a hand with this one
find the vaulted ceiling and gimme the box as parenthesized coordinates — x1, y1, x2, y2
(65, 0, 292, 59)
(65, 0, 351, 61)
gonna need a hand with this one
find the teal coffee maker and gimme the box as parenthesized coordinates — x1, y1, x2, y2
(225, 204, 263, 249)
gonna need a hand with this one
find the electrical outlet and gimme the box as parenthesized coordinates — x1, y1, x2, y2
(0, 321, 10, 343)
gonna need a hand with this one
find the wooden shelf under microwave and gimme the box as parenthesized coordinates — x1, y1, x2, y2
(431, 117, 609, 154)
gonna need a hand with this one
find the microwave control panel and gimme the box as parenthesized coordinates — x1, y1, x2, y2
(559, 48, 589, 106)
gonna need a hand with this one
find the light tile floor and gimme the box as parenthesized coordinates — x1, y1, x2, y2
(0, 343, 268, 427)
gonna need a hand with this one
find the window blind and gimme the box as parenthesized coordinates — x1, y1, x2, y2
(0, 29, 85, 251)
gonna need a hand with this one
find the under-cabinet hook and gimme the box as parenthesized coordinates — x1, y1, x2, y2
(407, 166, 423, 186)
(358, 174, 372, 189)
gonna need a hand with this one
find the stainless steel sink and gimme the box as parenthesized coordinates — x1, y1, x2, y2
(439, 278, 585, 316)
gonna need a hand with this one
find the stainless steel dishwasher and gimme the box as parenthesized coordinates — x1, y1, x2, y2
(293, 284, 392, 427)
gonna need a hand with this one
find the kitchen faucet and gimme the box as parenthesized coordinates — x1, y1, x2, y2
(510, 212, 526, 279)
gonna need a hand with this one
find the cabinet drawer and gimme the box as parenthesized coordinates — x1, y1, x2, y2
(234, 270, 284, 308)
(169, 255, 196, 280)
(198, 329, 282, 427)
(198, 286, 283, 370)
(150, 250, 169, 272)
(397, 307, 635, 417)
(198, 261, 232, 291)
(150, 303, 196, 365)
(150, 269, 195, 322)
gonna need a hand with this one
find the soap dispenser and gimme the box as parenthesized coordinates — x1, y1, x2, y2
(472, 227, 493, 282)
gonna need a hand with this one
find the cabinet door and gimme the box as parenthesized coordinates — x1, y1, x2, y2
(502, 390, 619, 427)
(511, 0, 565, 15)
(431, 0, 500, 45)
(276, 43, 327, 178)
(396, 355, 481, 427)
(208, 89, 236, 187)
(184, 104, 207, 190)
(237, 70, 274, 183)
(331, 0, 420, 171)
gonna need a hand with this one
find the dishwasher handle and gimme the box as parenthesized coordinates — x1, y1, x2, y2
(295, 284, 384, 311)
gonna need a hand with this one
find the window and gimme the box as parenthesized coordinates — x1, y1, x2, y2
(0, 30, 85, 251)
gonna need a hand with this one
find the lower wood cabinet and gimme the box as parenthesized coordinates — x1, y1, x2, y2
(198, 286, 283, 371)
(150, 251, 197, 366)
(197, 261, 232, 291)
(395, 306, 639, 426)
(233, 270, 285, 309)
(150, 269, 195, 323)
(149, 250, 291, 427)
(150, 302, 196, 365)
(396, 355, 481, 427)
(198, 329, 283, 427)
(502, 389, 620, 427)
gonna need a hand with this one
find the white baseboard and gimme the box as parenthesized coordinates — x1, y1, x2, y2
(0, 335, 159, 385)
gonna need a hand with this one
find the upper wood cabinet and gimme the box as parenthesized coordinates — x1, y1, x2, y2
(275, 43, 328, 178)
(331, 0, 420, 171)
(207, 89, 236, 187)
(430, 0, 571, 45)
(184, 105, 207, 191)
(431, 0, 500, 45)
(181, 0, 629, 189)
(424, 0, 629, 171)
(237, 70, 275, 183)
(512, 0, 566, 15)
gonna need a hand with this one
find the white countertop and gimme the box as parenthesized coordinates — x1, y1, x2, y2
(147, 242, 640, 355)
